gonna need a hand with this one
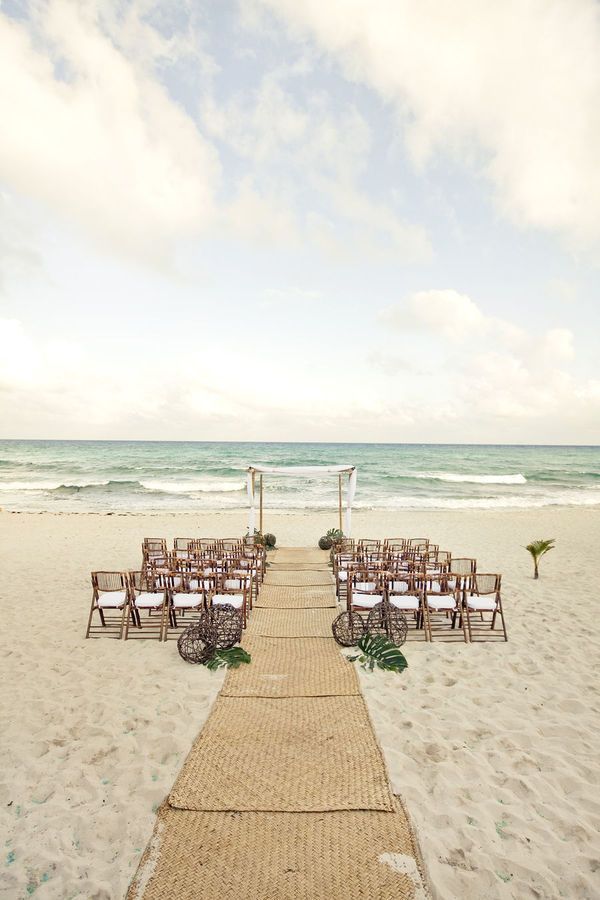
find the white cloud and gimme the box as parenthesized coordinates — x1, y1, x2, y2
(0, 3, 220, 262)
(382, 289, 487, 341)
(376, 288, 599, 435)
(201, 72, 431, 262)
(1, 313, 598, 442)
(260, 0, 600, 253)
(260, 287, 323, 308)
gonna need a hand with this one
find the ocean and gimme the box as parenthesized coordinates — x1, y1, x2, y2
(0, 440, 599, 514)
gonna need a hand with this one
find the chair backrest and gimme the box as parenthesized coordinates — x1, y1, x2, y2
(451, 557, 477, 575)
(92, 571, 127, 593)
(174, 537, 194, 550)
(334, 552, 360, 571)
(192, 539, 220, 552)
(172, 548, 195, 562)
(142, 539, 168, 568)
(407, 538, 429, 550)
(130, 570, 165, 593)
(221, 539, 244, 552)
(473, 573, 501, 595)
(383, 538, 407, 551)
(143, 538, 167, 552)
(349, 569, 383, 591)
(357, 538, 381, 551)
(220, 574, 250, 593)
(385, 573, 414, 593)
(334, 538, 355, 552)
(141, 567, 171, 591)
(420, 572, 459, 595)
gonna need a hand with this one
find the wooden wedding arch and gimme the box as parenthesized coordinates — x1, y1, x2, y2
(246, 465, 358, 536)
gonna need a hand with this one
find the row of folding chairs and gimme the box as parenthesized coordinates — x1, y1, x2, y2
(142, 537, 266, 580)
(333, 551, 476, 595)
(143, 537, 264, 556)
(85, 568, 254, 641)
(345, 569, 506, 642)
(337, 538, 434, 551)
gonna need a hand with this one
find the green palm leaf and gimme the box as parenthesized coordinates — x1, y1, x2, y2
(348, 633, 408, 674)
(525, 538, 555, 578)
(204, 647, 252, 671)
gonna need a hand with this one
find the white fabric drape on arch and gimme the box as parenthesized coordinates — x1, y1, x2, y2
(246, 470, 256, 534)
(345, 467, 358, 535)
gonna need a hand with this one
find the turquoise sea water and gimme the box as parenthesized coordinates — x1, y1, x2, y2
(0, 441, 599, 513)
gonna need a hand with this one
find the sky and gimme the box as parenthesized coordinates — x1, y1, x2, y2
(0, 0, 599, 444)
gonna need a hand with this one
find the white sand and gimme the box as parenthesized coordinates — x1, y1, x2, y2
(1, 507, 599, 899)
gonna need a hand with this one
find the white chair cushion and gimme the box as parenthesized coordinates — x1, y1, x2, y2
(337, 571, 348, 582)
(427, 596, 456, 611)
(213, 594, 244, 609)
(467, 596, 497, 611)
(98, 590, 127, 609)
(172, 593, 203, 609)
(351, 593, 384, 608)
(355, 581, 377, 592)
(135, 592, 164, 609)
(390, 595, 419, 610)
(388, 581, 409, 592)
(224, 579, 246, 590)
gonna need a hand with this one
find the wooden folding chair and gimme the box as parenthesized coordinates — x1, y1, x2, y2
(210, 573, 251, 628)
(163, 571, 214, 640)
(125, 570, 168, 640)
(463, 573, 507, 642)
(384, 572, 427, 640)
(347, 569, 386, 614)
(421, 572, 468, 642)
(85, 571, 129, 639)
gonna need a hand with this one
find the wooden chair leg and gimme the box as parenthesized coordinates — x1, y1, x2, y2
(85, 601, 96, 639)
(498, 604, 508, 641)
(160, 599, 169, 642)
(118, 602, 128, 640)
(465, 603, 473, 642)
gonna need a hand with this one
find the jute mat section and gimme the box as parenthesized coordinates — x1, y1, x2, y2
(168, 695, 394, 812)
(247, 606, 336, 638)
(271, 548, 328, 565)
(222, 637, 359, 698)
(256, 583, 336, 608)
(264, 569, 334, 586)
(127, 801, 430, 900)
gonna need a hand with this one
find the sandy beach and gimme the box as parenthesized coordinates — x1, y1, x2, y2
(1, 507, 599, 899)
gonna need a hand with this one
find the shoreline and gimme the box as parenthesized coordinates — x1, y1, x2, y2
(3, 504, 600, 514)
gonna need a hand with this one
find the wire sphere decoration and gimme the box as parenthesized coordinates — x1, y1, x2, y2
(367, 601, 408, 647)
(332, 610, 367, 647)
(177, 624, 215, 665)
(198, 604, 243, 650)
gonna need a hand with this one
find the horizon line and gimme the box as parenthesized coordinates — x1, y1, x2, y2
(0, 438, 599, 449)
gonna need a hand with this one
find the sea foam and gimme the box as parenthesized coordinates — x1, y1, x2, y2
(415, 472, 527, 485)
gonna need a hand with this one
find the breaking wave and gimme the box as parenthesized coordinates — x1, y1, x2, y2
(414, 472, 527, 485)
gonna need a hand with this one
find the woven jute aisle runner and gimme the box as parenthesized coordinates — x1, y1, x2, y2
(127, 549, 430, 899)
